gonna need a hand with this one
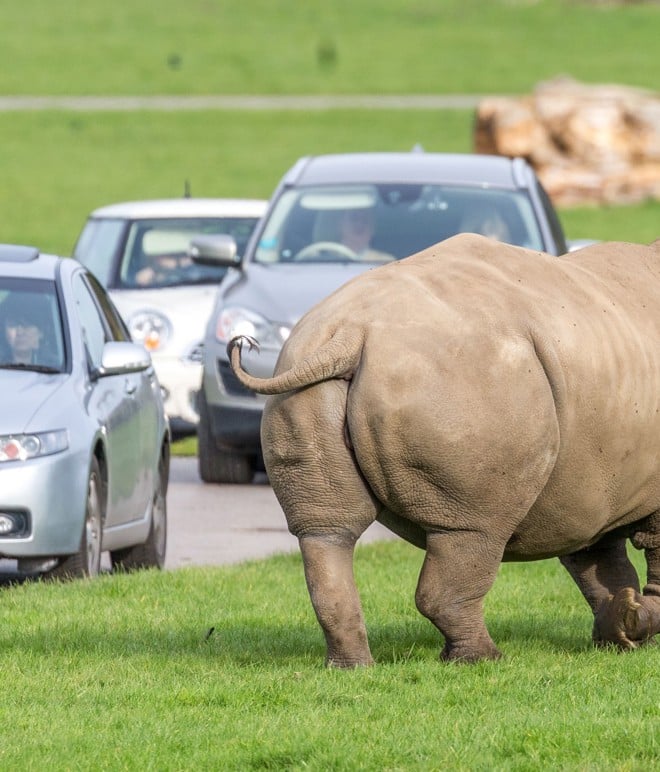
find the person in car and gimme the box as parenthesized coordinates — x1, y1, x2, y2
(134, 252, 194, 286)
(459, 204, 512, 243)
(1, 297, 47, 365)
(338, 207, 395, 261)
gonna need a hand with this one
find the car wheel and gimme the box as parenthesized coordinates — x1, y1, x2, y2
(197, 389, 255, 484)
(110, 454, 168, 571)
(45, 456, 104, 580)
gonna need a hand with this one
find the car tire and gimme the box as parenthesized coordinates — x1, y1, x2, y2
(45, 456, 104, 580)
(110, 454, 168, 571)
(197, 389, 255, 484)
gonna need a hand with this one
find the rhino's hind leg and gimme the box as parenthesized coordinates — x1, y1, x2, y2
(299, 534, 374, 667)
(415, 530, 504, 663)
(263, 382, 379, 668)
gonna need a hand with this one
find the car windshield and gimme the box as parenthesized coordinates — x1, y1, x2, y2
(0, 279, 65, 373)
(77, 216, 261, 289)
(254, 184, 545, 264)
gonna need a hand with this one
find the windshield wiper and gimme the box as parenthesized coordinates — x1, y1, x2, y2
(0, 363, 61, 374)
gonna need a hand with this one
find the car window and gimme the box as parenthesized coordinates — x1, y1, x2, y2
(0, 279, 65, 372)
(84, 272, 131, 342)
(73, 218, 127, 286)
(72, 273, 112, 369)
(536, 180, 568, 254)
(254, 184, 545, 264)
(118, 217, 260, 289)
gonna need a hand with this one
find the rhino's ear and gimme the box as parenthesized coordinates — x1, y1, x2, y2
(650, 239, 660, 250)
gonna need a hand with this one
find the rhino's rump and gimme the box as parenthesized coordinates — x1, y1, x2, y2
(339, 241, 660, 559)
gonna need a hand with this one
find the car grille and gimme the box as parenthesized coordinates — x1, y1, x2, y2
(218, 360, 257, 398)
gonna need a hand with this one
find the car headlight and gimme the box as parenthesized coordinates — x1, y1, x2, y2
(128, 310, 172, 352)
(215, 307, 291, 349)
(0, 430, 69, 462)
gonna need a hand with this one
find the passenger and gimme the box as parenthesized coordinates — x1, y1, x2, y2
(459, 204, 511, 243)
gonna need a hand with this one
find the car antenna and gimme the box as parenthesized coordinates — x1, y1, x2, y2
(411, 143, 425, 153)
(184, 180, 191, 198)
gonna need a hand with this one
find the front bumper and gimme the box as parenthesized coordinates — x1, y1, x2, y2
(0, 447, 89, 558)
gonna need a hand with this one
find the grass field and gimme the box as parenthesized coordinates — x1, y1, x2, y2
(1, 543, 658, 770)
(0, 109, 474, 254)
(0, 0, 658, 96)
(2, 1, 660, 768)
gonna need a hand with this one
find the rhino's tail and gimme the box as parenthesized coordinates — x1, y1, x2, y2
(227, 333, 360, 395)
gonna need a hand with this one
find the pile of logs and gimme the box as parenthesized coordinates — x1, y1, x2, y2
(474, 76, 660, 207)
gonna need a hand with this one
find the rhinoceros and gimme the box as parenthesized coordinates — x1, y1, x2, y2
(228, 233, 660, 666)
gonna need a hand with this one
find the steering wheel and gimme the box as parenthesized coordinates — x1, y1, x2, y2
(293, 241, 360, 261)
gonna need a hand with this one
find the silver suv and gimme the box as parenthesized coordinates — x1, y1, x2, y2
(194, 152, 568, 484)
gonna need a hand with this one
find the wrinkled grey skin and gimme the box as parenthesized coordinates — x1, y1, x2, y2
(229, 234, 660, 666)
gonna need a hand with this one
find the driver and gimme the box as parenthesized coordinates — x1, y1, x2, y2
(1, 296, 47, 365)
(134, 252, 193, 286)
(338, 207, 394, 261)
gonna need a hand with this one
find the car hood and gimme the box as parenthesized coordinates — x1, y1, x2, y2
(0, 371, 67, 433)
(224, 262, 377, 326)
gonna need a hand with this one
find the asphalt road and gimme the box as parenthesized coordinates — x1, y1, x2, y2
(164, 457, 298, 568)
(165, 457, 393, 569)
(0, 95, 486, 112)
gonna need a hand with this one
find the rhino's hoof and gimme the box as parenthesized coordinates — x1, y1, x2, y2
(326, 656, 375, 669)
(440, 641, 502, 664)
(593, 587, 650, 649)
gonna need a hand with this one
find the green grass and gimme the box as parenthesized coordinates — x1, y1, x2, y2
(0, 109, 474, 256)
(171, 434, 197, 456)
(0, 0, 658, 95)
(2, 2, 660, 767)
(1, 542, 657, 770)
(559, 199, 660, 245)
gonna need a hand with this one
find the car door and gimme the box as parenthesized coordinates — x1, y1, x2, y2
(86, 274, 163, 492)
(71, 272, 155, 527)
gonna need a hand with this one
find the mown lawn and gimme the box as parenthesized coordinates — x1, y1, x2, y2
(0, 0, 658, 95)
(1, 542, 657, 770)
(1, 1, 659, 769)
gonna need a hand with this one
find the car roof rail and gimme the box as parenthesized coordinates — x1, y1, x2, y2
(0, 244, 40, 263)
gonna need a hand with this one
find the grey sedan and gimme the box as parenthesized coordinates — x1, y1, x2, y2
(0, 245, 170, 579)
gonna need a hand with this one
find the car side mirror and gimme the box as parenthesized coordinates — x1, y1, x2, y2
(189, 234, 241, 268)
(98, 341, 152, 376)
